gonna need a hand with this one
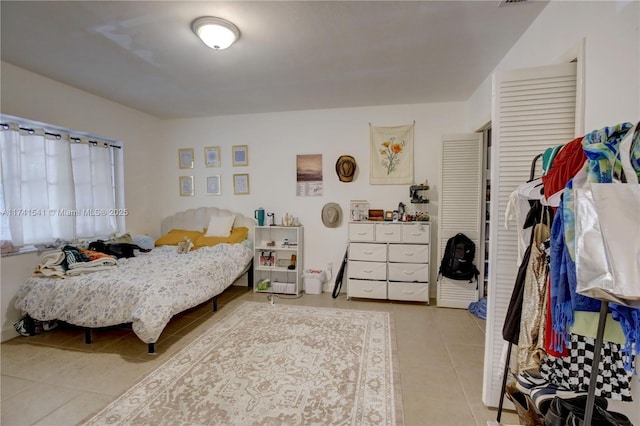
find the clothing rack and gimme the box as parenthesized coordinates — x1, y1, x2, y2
(528, 153, 543, 183)
(583, 301, 609, 426)
(497, 125, 638, 425)
(496, 331, 514, 422)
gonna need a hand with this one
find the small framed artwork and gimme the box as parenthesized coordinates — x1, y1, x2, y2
(206, 175, 221, 195)
(233, 173, 250, 195)
(204, 146, 221, 167)
(384, 210, 394, 221)
(232, 145, 249, 167)
(259, 251, 275, 267)
(178, 148, 194, 169)
(179, 176, 194, 196)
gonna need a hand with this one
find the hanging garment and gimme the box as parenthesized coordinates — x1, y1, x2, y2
(544, 273, 566, 357)
(564, 122, 638, 263)
(541, 144, 565, 176)
(517, 221, 551, 373)
(575, 122, 640, 307)
(550, 122, 640, 368)
(503, 243, 532, 345)
(505, 189, 534, 267)
(541, 136, 586, 208)
(550, 196, 602, 354)
(539, 333, 634, 401)
(502, 203, 553, 346)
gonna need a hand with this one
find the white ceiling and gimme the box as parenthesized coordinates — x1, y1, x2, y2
(0, 1, 549, 120)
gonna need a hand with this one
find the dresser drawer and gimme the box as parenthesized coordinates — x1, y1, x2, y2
(388, 282, 429, 302)
(388, 263, 429, 282)
(349, 223, 375, 241)
(349, 243, 387, 262)
(375, 223, 402, 242)
(348, 260, 387, 280)
(401, 223, 430, 243)
(348, 279, 387, 299)
(388, 244, 429, 263)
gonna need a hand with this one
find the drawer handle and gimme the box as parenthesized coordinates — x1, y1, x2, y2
(357, 232, 368, 235)
(363, 288, 373, 292)
(410, 232, 423, 236)
(363, 269, 373, 273)
(403, 290, 415, 295)
(383, 232, 394, 235)
(403, 271, 415, 275)
(403, 252, 415, 256)
(363, 251, 374, 255)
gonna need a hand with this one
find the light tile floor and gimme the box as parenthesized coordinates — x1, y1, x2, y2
(1, 287, 520, 425)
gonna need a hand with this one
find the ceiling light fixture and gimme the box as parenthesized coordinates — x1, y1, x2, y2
(191, 16, 240, 50)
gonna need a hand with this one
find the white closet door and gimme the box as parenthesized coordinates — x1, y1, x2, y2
(483, 62, 578, 407)
(437, 133, 484, 308)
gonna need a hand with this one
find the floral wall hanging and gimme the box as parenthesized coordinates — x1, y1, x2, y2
(369, 122, 414, 184)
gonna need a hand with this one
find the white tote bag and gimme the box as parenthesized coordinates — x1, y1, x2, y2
(575, 122, 640, 308)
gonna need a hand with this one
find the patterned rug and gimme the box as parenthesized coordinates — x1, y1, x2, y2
(83, 302, 403, 425)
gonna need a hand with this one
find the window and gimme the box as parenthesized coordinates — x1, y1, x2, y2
(0, 115, 125, 248)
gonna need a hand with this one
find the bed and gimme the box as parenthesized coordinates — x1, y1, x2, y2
(13, 207, 256, 354)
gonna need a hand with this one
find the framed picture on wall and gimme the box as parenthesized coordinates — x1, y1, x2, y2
(232, 145, 248, 167)
(233, 173, 250, 195)
(204, 146, 221, 167)
(179, 176, 194, 196)
(178, 148, 194, 169)
(206, 175, 221, 195)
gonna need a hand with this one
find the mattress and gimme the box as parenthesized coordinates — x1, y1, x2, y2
(14, 243, 252, 343)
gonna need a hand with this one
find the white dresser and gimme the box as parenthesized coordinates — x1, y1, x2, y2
(347, 221, 430, 303)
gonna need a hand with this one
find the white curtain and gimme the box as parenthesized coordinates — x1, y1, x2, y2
(71, 140, 117, 238)
(0, 124, 117, 246)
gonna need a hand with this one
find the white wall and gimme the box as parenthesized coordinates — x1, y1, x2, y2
(464, 0, 639, 421)
(0, 61, 161, 340)
(158, 103, 466, 291)
(467, 0, 639, 132)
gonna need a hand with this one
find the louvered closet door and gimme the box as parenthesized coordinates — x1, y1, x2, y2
(483, 62, 578, 408)
(437, 133, 483, 308)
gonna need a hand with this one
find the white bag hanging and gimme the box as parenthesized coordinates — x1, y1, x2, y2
(575, 122, 640, 308)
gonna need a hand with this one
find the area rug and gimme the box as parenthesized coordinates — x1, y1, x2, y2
(83, 302, 403, 425)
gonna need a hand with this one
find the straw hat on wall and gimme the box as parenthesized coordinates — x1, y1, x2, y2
(321, 203, 342, 228)
(335, 155, 356, 182)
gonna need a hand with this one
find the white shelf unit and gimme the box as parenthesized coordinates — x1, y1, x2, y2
(253, 226, 303, 295)
(347, 222, 430, 303)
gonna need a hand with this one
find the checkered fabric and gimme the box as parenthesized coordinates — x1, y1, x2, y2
(540, 334, 634, 401)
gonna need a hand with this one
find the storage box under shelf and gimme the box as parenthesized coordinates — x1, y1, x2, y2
(272, 281, 296, 294)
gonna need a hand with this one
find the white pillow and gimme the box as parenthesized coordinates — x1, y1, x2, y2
(205, 215, 236, 237)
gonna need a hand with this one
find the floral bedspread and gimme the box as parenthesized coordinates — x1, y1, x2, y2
(14, 244, 253, 343)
